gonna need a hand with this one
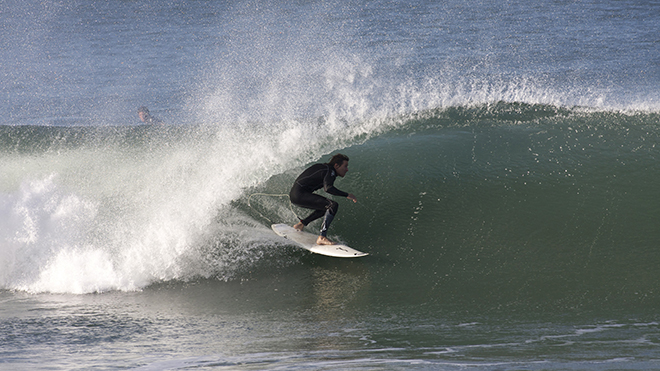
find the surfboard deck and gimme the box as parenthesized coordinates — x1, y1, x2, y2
(271, 224, 369, 258)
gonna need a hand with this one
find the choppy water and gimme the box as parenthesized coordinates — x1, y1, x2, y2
(2, 0, 660, 369)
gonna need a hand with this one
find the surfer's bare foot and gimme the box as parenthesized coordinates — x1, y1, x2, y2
(293, 222, 304, 231)
(316, 236, 336, 245)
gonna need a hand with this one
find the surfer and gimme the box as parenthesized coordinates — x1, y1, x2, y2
(289, 153, 357, 245)
(137, 106, 163, 124)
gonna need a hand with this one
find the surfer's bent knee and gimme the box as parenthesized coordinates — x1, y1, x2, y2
(327, 200, 339, 215)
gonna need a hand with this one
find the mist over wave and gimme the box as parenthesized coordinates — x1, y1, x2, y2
(5, 0, 657, 127)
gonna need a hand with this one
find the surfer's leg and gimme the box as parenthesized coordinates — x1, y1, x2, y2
(319, 201, 339, 237)
(300, 209, 326, 226)
(291, 193, 332, 226)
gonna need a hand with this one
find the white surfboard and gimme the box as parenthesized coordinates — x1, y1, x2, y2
(271, 224, 369, 258)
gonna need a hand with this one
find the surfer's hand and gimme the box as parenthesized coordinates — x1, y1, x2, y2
(347, 194, 357, 203)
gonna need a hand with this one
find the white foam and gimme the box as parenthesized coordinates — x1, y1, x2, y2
(0, 174, 100, 293)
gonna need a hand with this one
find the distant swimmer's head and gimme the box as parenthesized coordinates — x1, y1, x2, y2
(328, 153, 350, 177)
(137, 106, 151, 122)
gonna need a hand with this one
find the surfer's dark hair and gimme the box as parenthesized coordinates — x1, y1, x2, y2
(328, 153, 349, 167)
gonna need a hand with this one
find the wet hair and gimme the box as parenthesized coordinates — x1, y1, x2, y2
(328, 153, 349, 167)
(137, 106, 150, 115)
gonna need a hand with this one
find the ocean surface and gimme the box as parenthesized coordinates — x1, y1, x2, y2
(2, 0, 660, 369)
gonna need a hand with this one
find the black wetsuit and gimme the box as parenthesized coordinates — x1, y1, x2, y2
(289, 163, 348, 236)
